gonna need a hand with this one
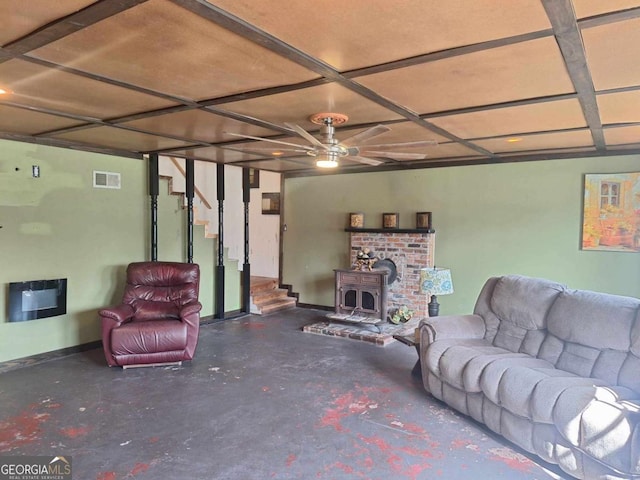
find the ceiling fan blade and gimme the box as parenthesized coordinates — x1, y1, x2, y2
(348, 155, 385, 166)
(224, 132, 314, 150)
(222, 147, 308, 153)
(221, 146, 309, 158)
(340, 125, 391, 147)
(362, 140, 438, 149)
(360, 150, 428, 160)
(284, 122, 329, 150)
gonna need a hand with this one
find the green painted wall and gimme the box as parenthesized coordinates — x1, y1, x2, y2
(0, 139, 239, 363)
(283, 155, 640, 316)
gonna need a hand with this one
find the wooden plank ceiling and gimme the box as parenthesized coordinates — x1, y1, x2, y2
(1, 0, 639, 176)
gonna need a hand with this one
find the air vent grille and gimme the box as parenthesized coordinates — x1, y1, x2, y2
(93, 171, 121, 189)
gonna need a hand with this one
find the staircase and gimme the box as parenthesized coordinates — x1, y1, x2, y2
(158, 155, 243, 265)
(250, 276, 297, 315)
(159, 156, 295, 315)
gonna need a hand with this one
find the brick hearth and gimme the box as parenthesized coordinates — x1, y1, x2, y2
(349, 232, 435, 319)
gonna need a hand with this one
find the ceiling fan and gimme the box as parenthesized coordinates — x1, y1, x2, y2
(223, 112, 438, 168)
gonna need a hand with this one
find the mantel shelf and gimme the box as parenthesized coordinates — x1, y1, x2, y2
(345, 228, 435, 234)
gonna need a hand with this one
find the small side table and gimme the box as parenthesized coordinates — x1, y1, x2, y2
(392, 331, 421, 378)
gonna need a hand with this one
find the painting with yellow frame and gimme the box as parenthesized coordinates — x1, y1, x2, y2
(582, 173, 640, 252)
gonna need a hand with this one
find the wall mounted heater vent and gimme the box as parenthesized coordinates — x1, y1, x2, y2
(93, 170, 121, 189)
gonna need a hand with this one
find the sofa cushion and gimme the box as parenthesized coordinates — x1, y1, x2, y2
(497, 367, 576, 421)
(492, 321, 528, 353)
(619, 354, 640, 394)
(462, 351, 532, 393)
(490, 275, 564, 331)
(424, 338, 489, 374)
(547, 289, 639, 351)
(553, 385, 640, 474)
(480, 356, 555, 406)
(111, 319, 187, 355)
(632, 309, 640, 357)
(493, 367, 607, 424)
(426, 339, 541, 393)
(538, 333, 564, 365)
(125, 284, 199, 307)
(555, 342, 602, 378)
(132, 299, 180, 321)
(473, 276, 501, 343)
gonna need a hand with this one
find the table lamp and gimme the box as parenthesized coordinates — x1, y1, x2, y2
(420, 267, 454, 317)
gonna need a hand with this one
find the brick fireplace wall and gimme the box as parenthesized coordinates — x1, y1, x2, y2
(349, 232, 435, 320)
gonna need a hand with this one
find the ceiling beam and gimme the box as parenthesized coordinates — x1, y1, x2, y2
(199, 77, 330, 107)
(345, 29, 554, 79)
(1, 0, 150, 57)
(0, 131, 142, 159)
(466, 126, 590, 142)
(578, 6, 640, 29)
(541, 0, 605, 151)
(421, 93, 578, 119)
(5, 0, 629, 159)
(5, 56, 294, 136)
(13, 54, 200, 107)
(169, 0, 497, 159)
(284, 148, 640, 178)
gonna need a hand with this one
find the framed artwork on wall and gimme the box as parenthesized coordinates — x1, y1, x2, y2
(349, 212, 364, 228)
(416, 211, 433, 231)
(249, 168, 260, 189)
(582, 172, 640, 252)
(262, 192, 280, 215)
(382, 212, 399, 229)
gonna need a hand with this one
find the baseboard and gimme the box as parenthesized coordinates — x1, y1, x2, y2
(297, 303, 333, 311)
(279, 283, 300, 302)
(200, 310, 249, 325)
(279, 285, 333, 312)
(0, 340, 102, 374)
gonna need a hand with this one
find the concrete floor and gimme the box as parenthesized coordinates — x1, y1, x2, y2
(0, 308, 567, 479)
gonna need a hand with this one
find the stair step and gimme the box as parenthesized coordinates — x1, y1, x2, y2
(250, 276, 279, 294)
(252, 288, 291, 306)
(258, 297, 297, 315)
(249, 276, 297, 315)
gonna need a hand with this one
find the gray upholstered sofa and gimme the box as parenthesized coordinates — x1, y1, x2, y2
(419, 275, 640, 479)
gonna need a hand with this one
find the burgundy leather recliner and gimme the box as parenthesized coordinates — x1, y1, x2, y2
(99, 262, 201, 368)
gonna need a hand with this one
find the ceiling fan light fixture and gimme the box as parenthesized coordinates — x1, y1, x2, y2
(316, 159, 339, 168)
(315, 151, 339, 168)
(223, 111, 437, 170)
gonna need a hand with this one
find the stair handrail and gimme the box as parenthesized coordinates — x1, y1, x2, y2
(168, 156, 213, 209)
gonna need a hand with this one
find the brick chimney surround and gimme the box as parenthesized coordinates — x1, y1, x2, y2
(348, 230, 435, 320)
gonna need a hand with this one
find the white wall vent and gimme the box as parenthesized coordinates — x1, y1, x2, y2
(93, 171, 121, 189)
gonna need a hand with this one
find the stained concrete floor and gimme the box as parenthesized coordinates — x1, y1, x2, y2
(0, 308, 568, 480)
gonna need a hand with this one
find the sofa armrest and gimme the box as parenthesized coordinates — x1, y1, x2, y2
(180, 301, 202, 361)
(419, 314, 486, 344)
(100, 304, 135, 367)
(180, 301, 202, 318)
(99, 304, 134, 324)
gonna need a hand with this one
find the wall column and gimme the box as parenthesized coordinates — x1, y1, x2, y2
(185, 158, 194, 263)
(148, 153, 159, 261)
(242, 167, 251, 313)
(215, 163, 225, 319)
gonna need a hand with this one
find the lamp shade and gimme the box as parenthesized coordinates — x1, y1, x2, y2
(420, 268, 454, 296)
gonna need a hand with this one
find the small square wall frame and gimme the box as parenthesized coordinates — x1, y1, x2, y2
(262, 192, 280, 215)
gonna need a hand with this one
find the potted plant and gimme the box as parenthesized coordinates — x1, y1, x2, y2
(389, 306, 414, 324)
